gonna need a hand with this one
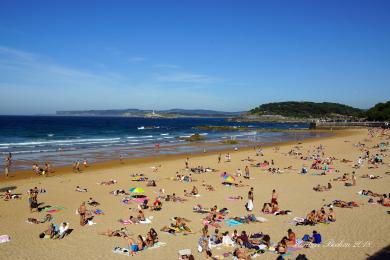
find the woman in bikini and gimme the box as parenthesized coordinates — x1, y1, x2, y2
(127, 235, 145, 254)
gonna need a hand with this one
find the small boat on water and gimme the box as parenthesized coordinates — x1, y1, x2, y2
(137, 126, 145, 130)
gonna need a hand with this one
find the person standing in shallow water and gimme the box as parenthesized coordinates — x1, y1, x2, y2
(4, 154, 11, 177)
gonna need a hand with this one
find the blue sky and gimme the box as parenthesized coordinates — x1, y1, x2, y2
(0, 0, 389, 114)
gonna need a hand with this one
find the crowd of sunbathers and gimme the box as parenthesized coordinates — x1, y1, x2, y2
(198, 224, 321, 258)
(175, 173, 194, 182)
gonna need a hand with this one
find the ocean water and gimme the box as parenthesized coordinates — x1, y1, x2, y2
(0, 116, 323, 171)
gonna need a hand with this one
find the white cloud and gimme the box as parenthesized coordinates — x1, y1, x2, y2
(156, 72, 219, 84)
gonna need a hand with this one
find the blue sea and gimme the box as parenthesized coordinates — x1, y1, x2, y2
(0, 116, 324, 171)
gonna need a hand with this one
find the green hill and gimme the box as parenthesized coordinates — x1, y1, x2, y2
(250, 101, 364, 118)
(366, 101, 390, 121)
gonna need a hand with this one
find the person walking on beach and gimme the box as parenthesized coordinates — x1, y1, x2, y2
(76, 161, 81, 173)
(79, 202, 87, 226)
(218, 154, 221, 163)
(119, 155, 124, 164)
(352, 172, 357, 186)
(246, 187, 254, 211)
(83, 159, 88, 168)
(4, 154, 11, 177)
(185, 157, 189, 169)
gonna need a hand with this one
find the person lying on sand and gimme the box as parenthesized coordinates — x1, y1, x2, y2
(98, 180, 117, 185)
(359, 190, 382, 197)
(75, 186, 87, 192)
(333, 173, 349, 181)
(110, 189, 129, 196)
(3, 190, 21, 200)
(27, 213, 53, 224)
(228, 196, 243, 201)
(361, 174, 382, 179)
(331, 200, 359, 208)
(232, 247, 251, 260)
(119, 215, 140, 224)
(99, 227, 129, 237)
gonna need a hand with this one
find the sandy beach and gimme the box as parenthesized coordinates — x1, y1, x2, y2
(1, 128, 389, 260)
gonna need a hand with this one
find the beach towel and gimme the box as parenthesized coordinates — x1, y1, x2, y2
(120, 217, 152, 225)
(42, 206, 65, 213)
(94, 209, 104, 215)
(255, 216, 268, 223)
(179, 249, 192, 256)
(140, 218, 152, 224)
(148, 242, 166, 249)
(0, 235, 10, 244)
(225, 219, 243, 227)
(113, 247, 132, 256)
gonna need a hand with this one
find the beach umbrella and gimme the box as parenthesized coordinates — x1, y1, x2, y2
(224, 176, 235, 183)
(223, 174, 235, 180)
(129, 187, 145, 193)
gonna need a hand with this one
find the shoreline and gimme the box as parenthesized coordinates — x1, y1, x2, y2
(1, 129, 358, 184)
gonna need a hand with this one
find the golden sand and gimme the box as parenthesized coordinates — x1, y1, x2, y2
(0, 128, 389, 259)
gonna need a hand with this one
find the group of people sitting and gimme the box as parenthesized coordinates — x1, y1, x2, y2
(39, 222, 70, 239)
(313, 182, 332, 192)
(261, 202, 291, 215)
(297, 207, 336, 225)
(2, 189, 21, 200)
(175, 173, 193, 182)
(184, 186, 199, 197)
